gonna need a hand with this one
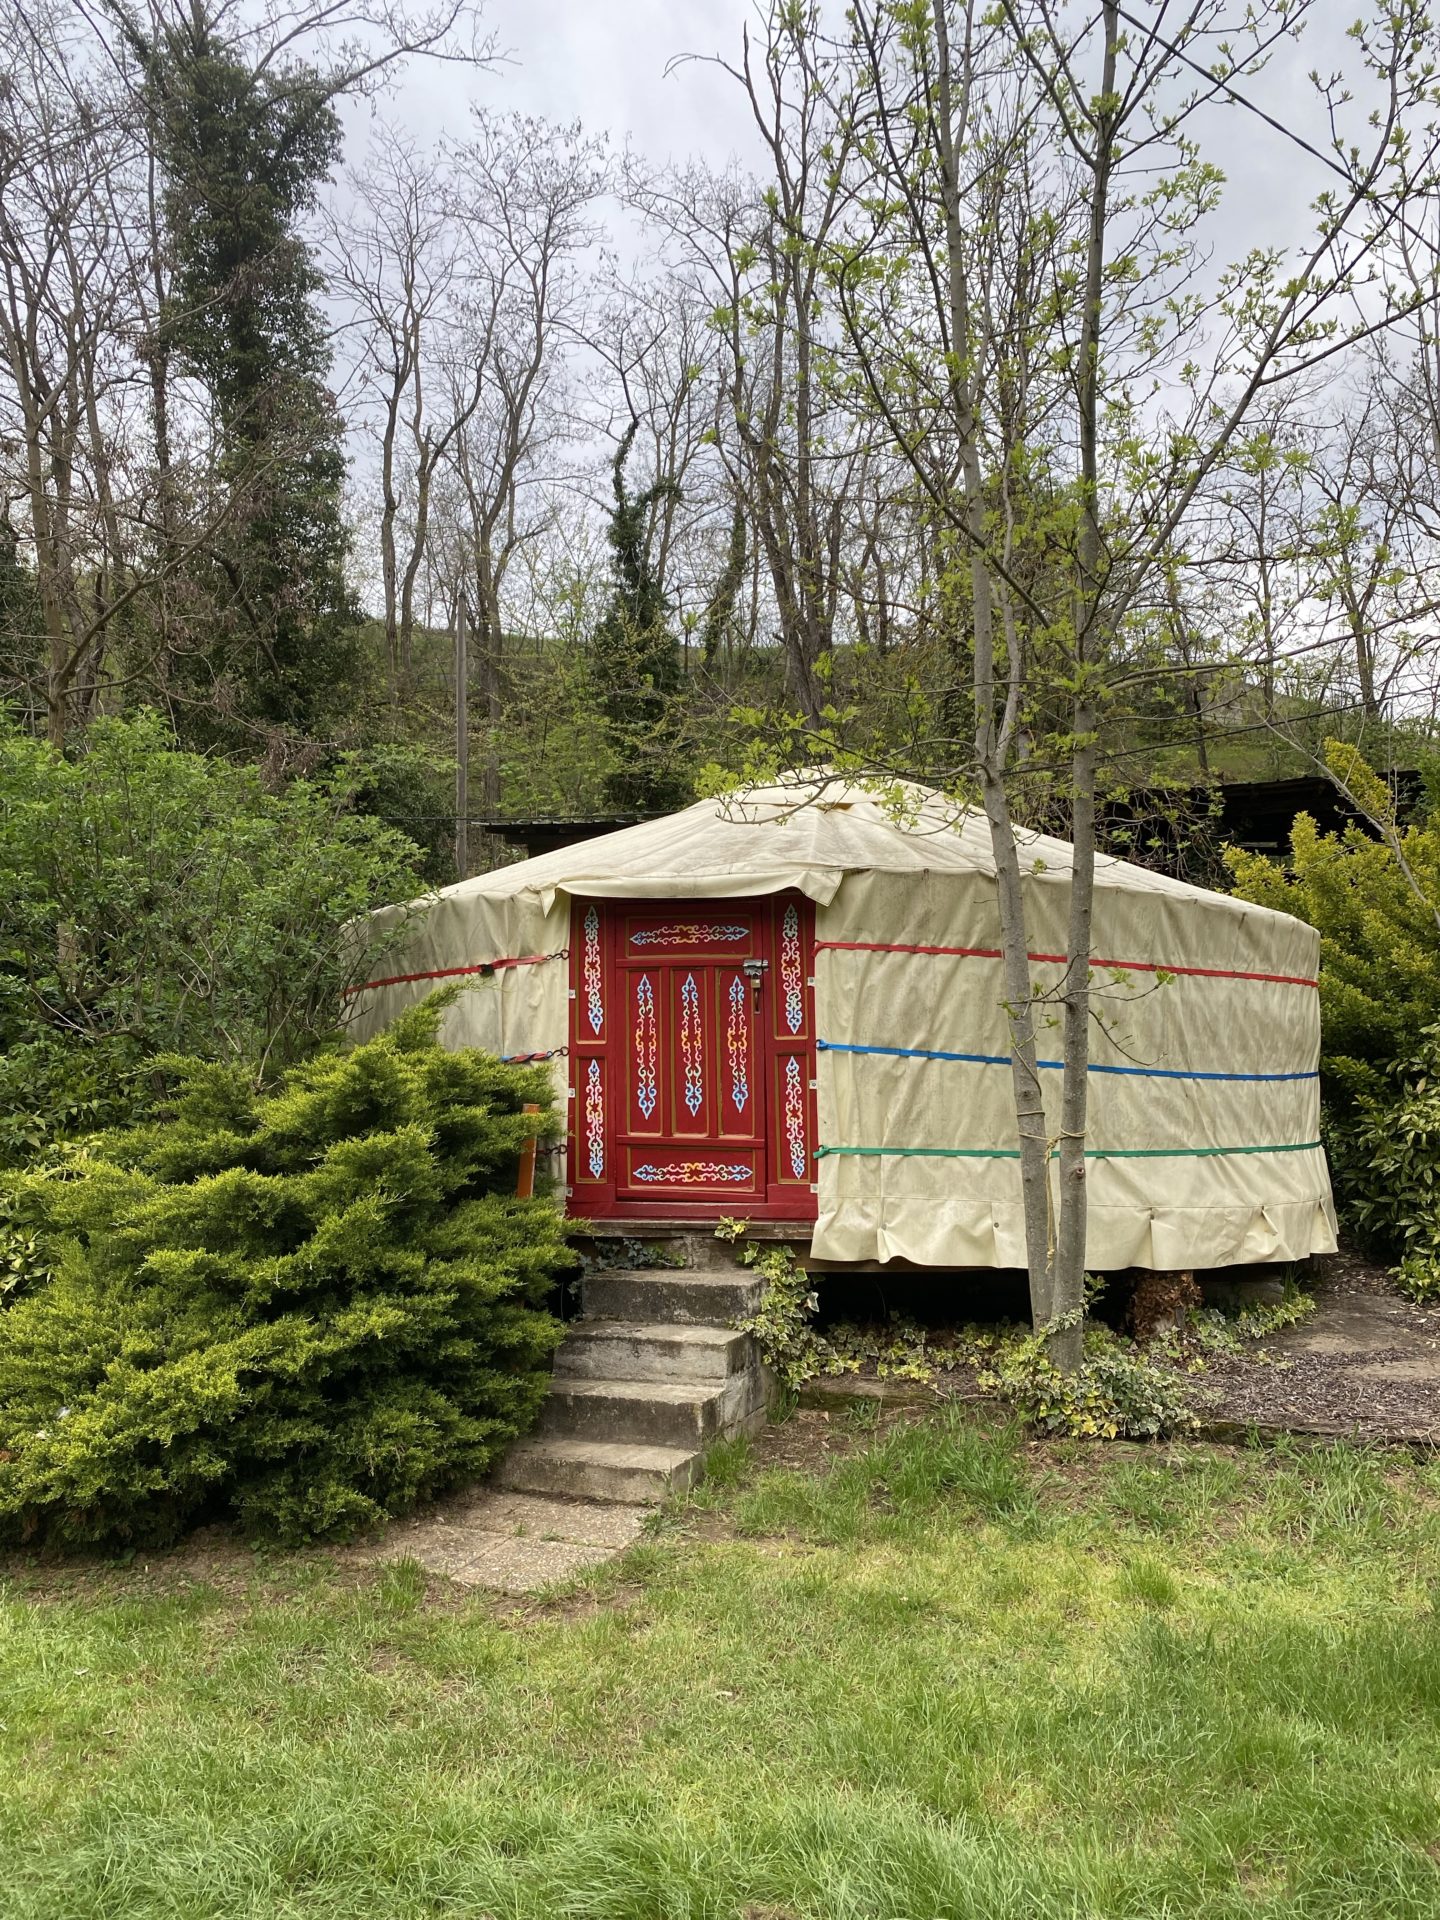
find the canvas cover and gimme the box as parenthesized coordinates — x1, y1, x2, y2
(347, 777, 1337, 1269)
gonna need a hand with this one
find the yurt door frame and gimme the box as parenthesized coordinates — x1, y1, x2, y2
(567, 894, 818, 1221)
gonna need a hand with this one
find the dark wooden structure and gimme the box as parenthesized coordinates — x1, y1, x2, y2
(475, 771, 1424, 886)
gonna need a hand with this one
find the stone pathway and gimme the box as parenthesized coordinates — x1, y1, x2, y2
(367, 1488, 650, 1594)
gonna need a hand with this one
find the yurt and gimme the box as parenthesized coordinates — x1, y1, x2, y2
(346, 775, 1337, 1271)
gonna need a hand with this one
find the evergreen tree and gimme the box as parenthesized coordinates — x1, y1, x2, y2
(126, 2, 359, 739)
(591, 424, 692, 812)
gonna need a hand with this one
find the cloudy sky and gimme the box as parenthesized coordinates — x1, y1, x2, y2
(347, 0, 1370, 266)
(349, 0, 761, 174)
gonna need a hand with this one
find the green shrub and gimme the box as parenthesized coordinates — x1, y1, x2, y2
(725, 1230, 831, 1393)
(0, 1158, 64, 1305)
(333, 740, 457, 887)
(1337, 1030, 1440, 1281)
(977, 1327, 1201, 1441)
(1226, 742, 1440, 1260)
(0, 996, 568, 1549)
(0, 712, 428, 1161)
(1182, 1281, 1317, 1356)
(1393, 1253, 1440, 1304)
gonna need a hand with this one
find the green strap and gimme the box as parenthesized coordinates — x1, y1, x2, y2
(814, 1141, 1323, 1162)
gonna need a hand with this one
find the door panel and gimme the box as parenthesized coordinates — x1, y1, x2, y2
(626, 1145, 762, 1196)
(627, 971, 660, 1135)
(718, 969, 753, 1134)
(671, 967, 710, 1138)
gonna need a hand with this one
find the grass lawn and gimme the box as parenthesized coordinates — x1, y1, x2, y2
(4, 1408, 1440, 1919)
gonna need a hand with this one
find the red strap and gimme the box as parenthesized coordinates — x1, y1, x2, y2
(345, 953, 554, 998)
(813, 940, 1318, 989)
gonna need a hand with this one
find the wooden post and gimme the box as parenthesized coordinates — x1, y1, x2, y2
(454, 591, 469, 883)
(515, 1102, 540, 1200)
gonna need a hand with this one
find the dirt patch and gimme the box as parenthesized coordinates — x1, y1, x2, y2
(755, 1402, 928, 1467)
(1197, 1248, 1440, 1443)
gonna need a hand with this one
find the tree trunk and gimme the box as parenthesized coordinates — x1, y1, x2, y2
(379, 386, 402, 697)
(933, 0, 1055, 1332)
(1046, 0, 1121, 1373)
(475, 534, 503, 810)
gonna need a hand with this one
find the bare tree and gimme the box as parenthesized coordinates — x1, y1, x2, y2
(0, 5, 145, 745)
(585, 272, 748, 674)
(431, 112, 605, 803)
(631, 6, 870, 722)
(0, 0, 495, 745)
(331, 135, 485, 696)
(1305, 363, 1440, 726)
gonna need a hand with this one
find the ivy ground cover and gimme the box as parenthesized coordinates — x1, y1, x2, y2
(4, 1412, 1440, 1919)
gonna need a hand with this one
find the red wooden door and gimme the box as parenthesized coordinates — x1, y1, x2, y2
(568, 895, 817, 1221)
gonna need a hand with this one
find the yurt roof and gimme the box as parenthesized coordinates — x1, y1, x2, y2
(438, 774, 1281, 919)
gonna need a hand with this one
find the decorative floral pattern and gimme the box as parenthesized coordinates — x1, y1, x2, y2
(634, 1162, 752, 1184)
(780, 904, 804, 1034)
(630, 923, 748, 947)
(784, 1054, 807, 1179)
(727, 975, 749, 1113)
(583, 906, 603, 1036)
(634, 974, 657, 1120)
(585, 1058, 604, 1178)
(680, 972, 703, 1116)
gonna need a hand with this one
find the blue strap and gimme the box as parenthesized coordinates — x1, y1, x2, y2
(815, 1039, 1316, 1084)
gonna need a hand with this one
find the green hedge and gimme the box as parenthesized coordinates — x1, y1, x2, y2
(1226, 744, 1440, 1281)
(0, 712, 428, 1162)
(0, 998, 569, 1548)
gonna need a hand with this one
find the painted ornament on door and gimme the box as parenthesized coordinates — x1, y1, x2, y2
(634, 975, 657, 1120)
(680, 973, 704, 1116)
(727, 974, 749, 1113)
(630, 923, 747, 947)
(780, 904, 804, 1034)
(784, 1055, 807, 1179)
(634, 1162, 751, 1184)
(585, 1058, 604, 1178)
(583, 905, 603, 1035)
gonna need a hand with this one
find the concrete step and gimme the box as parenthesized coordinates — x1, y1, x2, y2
(540, 1378, 730, 1449)
(652, 1232, 773, 1272)
(495, 1437, 702, 1505)
(572, 1228, 810, 1273)
(582, 1267, 764, 1325)
(555, 1321, 755, 1384)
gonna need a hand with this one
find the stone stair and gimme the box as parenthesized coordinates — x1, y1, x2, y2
(496, 1230, 798, 1505)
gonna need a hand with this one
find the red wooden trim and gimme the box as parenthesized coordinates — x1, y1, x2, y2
(346, 953, 556, 997)
(814, 939, 1318, 990)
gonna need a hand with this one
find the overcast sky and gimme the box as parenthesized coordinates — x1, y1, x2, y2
(348, 0, 761, 174)
(344, 0, 1370, 267)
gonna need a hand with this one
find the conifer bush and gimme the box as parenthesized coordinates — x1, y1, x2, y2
(0, 997, 568, 1549)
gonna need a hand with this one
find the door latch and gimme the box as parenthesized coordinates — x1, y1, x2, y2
(742, 957, 769, 1009)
